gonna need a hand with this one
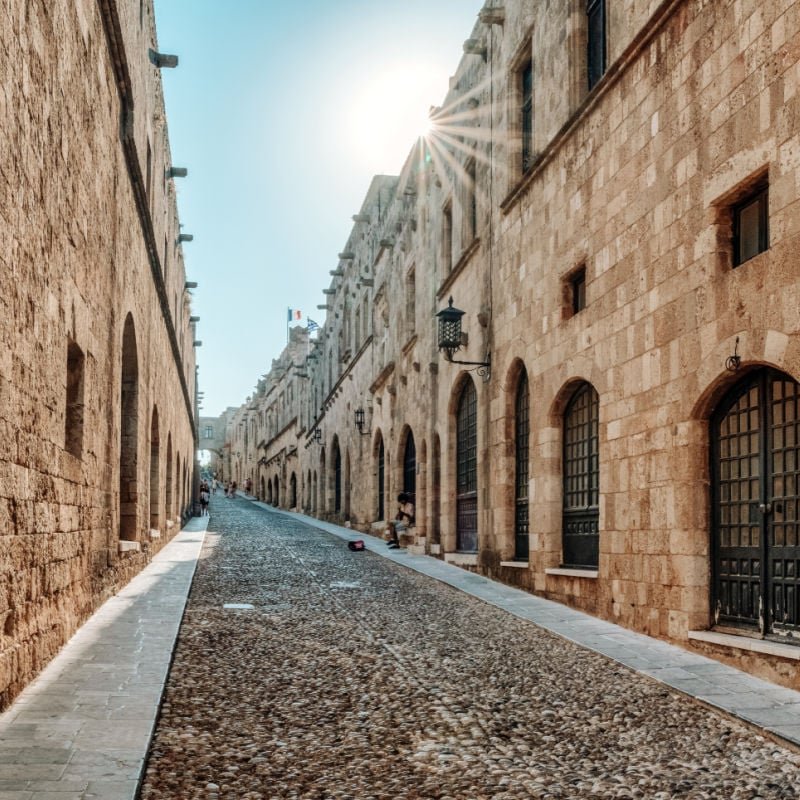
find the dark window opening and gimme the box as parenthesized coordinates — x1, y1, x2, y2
(733, 184, 769, 266)
(587, 0, 606, 90)
(521, 60, 534, 172)
(65, 341, 85, 459)
(571, 268, 587, 314)
(403, 432, 416, 498)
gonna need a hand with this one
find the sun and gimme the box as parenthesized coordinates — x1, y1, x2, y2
(346, 62, 447, 172)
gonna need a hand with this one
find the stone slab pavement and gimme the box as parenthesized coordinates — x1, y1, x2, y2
(4, 496, 800, 797)
(0, 517, 207, 800)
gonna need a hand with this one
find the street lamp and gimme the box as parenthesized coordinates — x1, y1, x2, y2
(436, 296, 491, 379)
(313, 428, 322, 444)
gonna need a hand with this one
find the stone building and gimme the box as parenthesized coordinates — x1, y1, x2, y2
(228, 0, 800, 688)
(0, 1, 198, 706)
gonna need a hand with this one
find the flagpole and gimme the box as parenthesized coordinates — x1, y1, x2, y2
(286, 307, 289, 344)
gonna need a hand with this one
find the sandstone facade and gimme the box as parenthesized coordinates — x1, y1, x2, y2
(227, 0, 800, 687)
(0, 0, 197, 706)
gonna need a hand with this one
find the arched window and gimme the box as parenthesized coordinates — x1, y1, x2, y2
(456, 379, 478, 552)
(403, 431, 416, 498)
(712, 369, 800, 635)
(562, 382, 599, 568)
(514, 371, 530, 560)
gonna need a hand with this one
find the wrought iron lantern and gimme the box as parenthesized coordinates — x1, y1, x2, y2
(436, 297, 466, 361)
(313, 428, 322, 444)
(436, 296, 491, 379)
(354, 407, 369, 436)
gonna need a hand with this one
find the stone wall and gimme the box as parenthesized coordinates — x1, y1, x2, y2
(0, 0, 197, 707)
(227, 0, 800, 687)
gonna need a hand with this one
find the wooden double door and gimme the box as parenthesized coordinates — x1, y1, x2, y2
(713, 369, 800, 639)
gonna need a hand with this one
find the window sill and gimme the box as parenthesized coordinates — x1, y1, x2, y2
(500, 560, 529, 569)
(688, 630, 800, 660)
(444, 552, 478, 566)
(545, 567, 598, 579)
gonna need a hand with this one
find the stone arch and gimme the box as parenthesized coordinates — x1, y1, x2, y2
(165, 433, 173, 522)
(119, 313, 139, 541)
(149, 406, 161, 531)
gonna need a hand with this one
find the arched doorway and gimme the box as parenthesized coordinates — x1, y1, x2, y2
(119, 314, 139, 541)
(290, 472, 297, 508)
(456, 379, 478, 552)
(712, 368, 800, 636)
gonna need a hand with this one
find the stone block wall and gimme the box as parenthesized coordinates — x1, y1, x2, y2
(0, 0, 196, 707)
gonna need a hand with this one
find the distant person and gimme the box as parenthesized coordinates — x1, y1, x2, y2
(387, 492, 414, 549)
(199, 487, 209, 516)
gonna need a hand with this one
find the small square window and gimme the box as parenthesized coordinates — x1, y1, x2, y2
(571, 268, 587, 314)
(733, 185, 768, 266)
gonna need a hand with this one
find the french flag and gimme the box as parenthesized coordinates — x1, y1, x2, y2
(287, 308, 302, 321)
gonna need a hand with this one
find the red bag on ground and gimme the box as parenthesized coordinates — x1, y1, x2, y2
(347, 540, 365, 551)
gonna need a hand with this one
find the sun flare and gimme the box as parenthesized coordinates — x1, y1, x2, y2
(346, 62, 447, 172)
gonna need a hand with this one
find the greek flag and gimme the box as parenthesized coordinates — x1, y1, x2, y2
(307, 318, 320, 333)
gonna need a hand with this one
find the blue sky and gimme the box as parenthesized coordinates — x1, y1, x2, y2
(153, 1, 482, 417)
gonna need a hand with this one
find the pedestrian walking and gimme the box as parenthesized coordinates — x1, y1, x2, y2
(199, 487, 209, 516)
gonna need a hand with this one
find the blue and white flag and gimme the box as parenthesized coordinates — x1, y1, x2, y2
(307, 318, 320, 333)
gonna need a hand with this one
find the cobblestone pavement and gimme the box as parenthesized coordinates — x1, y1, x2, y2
(139, 498, 800, 800)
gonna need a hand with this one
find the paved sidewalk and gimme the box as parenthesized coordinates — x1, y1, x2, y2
(262, 502, 800, 750)
(0, 517, 207, 800)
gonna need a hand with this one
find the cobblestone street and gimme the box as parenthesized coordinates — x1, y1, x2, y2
(139, 498, 800, 800)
